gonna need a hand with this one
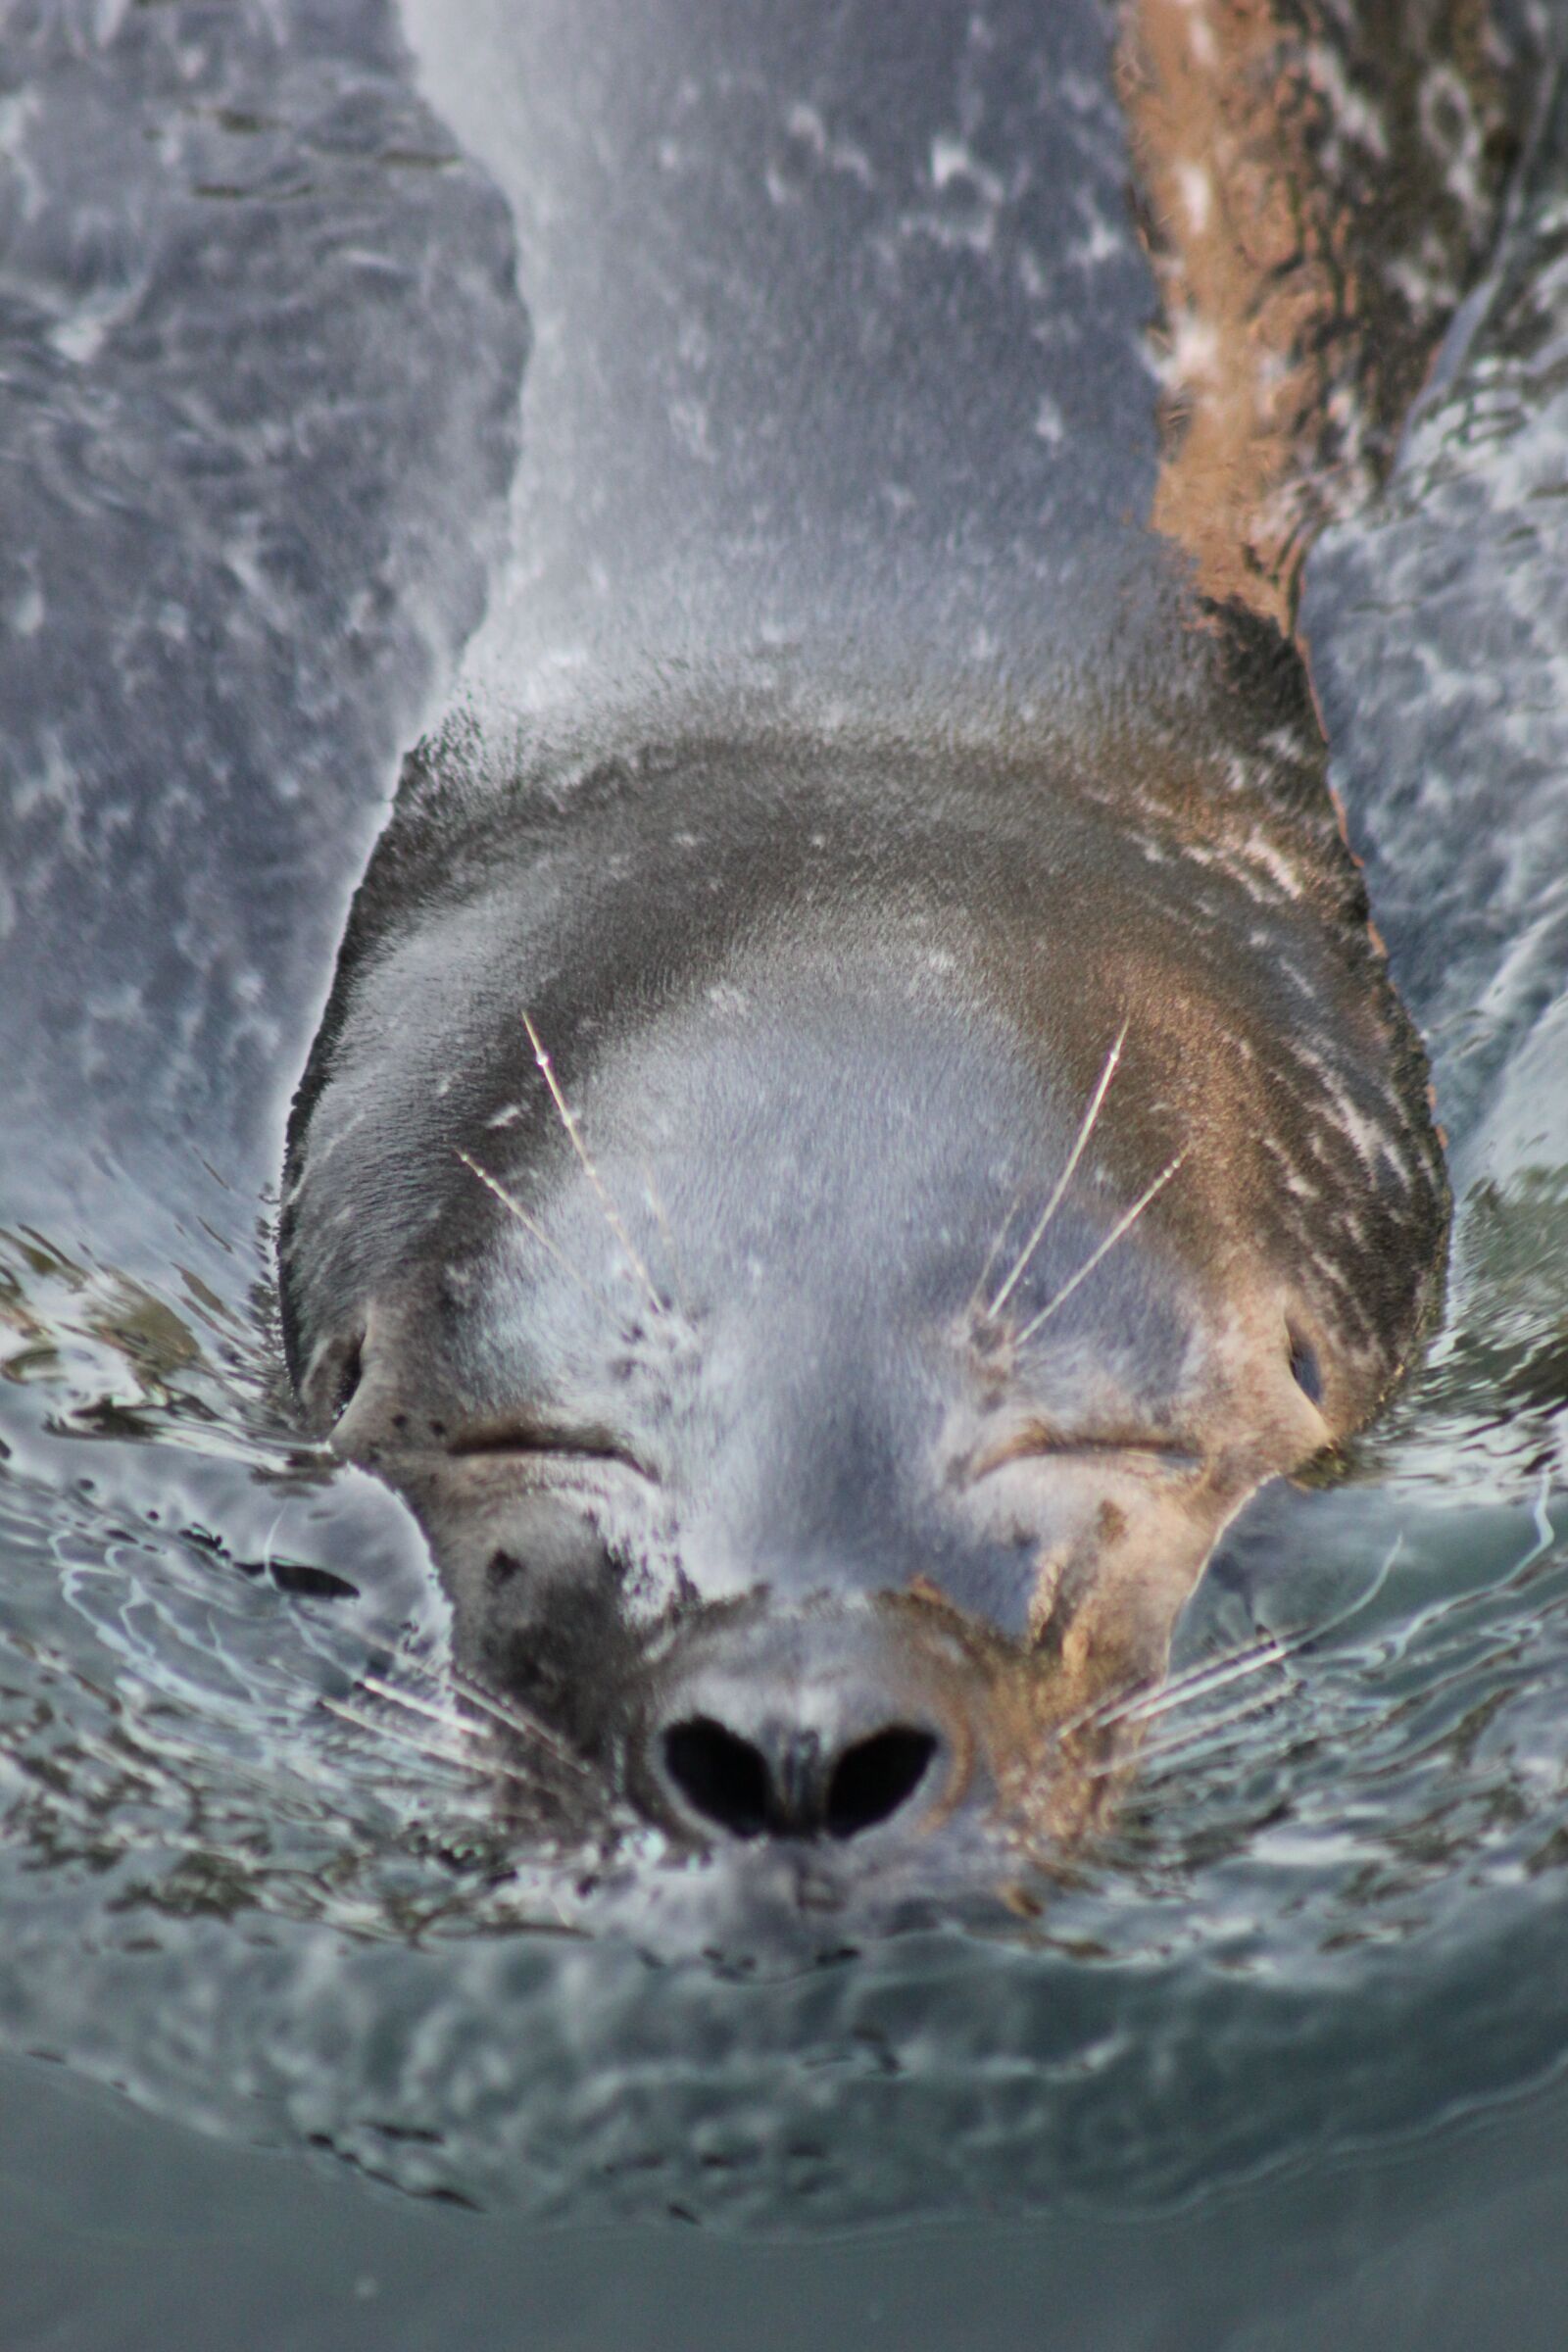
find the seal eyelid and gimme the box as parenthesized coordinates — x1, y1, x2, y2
(971, 1423, 1203, 1479)
(445, 1416, 653, 1479)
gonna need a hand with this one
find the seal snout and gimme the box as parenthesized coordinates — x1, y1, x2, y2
(640, 1612, 967, 1847)
(661, 1713, 940, 1842)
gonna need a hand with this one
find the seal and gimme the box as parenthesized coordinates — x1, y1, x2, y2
(278, 0, 1510, 1908)
(280, 667, 1446, 1885)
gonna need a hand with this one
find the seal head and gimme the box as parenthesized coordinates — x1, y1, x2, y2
(280, 696, 1446, 1912)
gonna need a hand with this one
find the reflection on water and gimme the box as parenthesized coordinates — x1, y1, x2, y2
(4, 0, 1568, 2263)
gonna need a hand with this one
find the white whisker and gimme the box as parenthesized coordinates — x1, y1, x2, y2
(455, 1149, 605, 1303)
(521, 1010, 662, 1312)
(1289, 1532, 1405, 1651)
(321, 1693, 567, 1798)
(448, 1662, 595, 1779)
(969, 1188, 1025, 1320)
(640, 1160, 690, 1319)
(360, 1672, 478, 1742)
(320, 1693, 485, 1777)
(373, 1652, 591, 1780)
(1084, 1633, 1292, 1737)
(1014, 1149, 1185, 1346)
(988, 1020, 1129, 1320)
(1071, 1533, 1408, 1760)
(1112, 1680, 1293, 1777)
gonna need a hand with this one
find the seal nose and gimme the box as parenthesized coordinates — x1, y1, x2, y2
(662, 1713, 939, 1840)
(646, 1612, 956, 1843)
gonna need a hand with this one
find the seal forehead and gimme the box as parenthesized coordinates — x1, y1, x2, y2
(465, 931, 1200, 1360)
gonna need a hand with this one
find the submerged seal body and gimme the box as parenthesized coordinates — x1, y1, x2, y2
(279, 0, 1508, 1916)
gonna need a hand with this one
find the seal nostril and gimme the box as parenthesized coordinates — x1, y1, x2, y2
(662, 1715, 771, 1839)
(825, 1727, 938, 1838)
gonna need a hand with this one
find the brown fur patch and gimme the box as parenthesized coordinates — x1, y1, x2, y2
(1120, 0, 1510, 630)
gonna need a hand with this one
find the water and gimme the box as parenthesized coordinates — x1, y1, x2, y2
(5, 0, 1568, 2339)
